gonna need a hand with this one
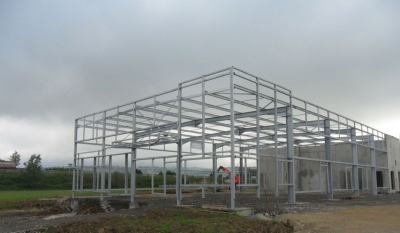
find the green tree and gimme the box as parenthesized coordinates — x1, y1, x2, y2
(23, 154, 43, 189)
(166, 170, 176, 176)
(136, 169, 143, 174)
(9, 151, 21, 166)
(158, 171, 163, 176)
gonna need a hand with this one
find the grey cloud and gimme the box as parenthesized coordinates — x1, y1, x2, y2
(1, 1, 400, 165)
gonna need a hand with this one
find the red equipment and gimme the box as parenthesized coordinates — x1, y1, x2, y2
(217, 166, 239, 185)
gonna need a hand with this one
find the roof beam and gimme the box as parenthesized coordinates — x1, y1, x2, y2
(134, 107, 286, 138)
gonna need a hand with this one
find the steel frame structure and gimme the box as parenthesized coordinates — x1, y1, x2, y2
(72, 67, 388, 209)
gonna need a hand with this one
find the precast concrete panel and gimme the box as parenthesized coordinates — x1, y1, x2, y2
(386, 135, 400, 191)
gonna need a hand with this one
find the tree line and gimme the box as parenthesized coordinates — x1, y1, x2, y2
(1, 151, 206, 190)
(0, 170, 205, 191)
(1, 151, 43, 189)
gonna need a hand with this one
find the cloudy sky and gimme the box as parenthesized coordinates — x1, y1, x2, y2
(1, 1, 399, 167)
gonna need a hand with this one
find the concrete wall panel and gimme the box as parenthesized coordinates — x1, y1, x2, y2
(261, 135, 399, 194)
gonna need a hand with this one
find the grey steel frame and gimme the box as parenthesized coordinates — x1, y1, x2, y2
(72, 66, 388, 208)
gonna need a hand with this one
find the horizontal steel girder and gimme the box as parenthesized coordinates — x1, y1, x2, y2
(133, 107, 286, 139)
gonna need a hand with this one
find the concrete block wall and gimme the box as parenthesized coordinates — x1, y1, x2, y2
(260, 135, 400, 194)
(260, 147, 299, 193)
(386, 135, 400, 192)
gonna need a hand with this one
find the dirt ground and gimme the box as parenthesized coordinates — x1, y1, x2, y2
(1, 190, 400, 232)
(278, 205, 400, 233)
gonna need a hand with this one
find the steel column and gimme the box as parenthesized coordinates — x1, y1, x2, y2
(97, 152, 100, 190)
(101, 111, 106, 201)
(93, 157, 97, 191)
(202, 75, 205, 157)
(176, 85, 182, 205)
(213, 144, 217, 193)
(131, 149, 136, 203)
(72, 119, 78, 198)
(108, 156, 112, 194)
(184, 160, 187, 185)
(256, 78, 260, 198)
(75, 159, 79, 190)
(274, 85, 279, 196)
(229, 67, 235, 209)
(286, 106, 295, 203)
(130, 103, 137, 205)
(324, 120, 333, 199)
(244, 158, 247, 186)
(80, 158, 84, 191)
(369, 135, 377, 195)
(124, 153, 128, 194)
(163, 157, 166, 196)
(151, 159, 154, 194)
(351, 128, 359, 195)
(239, 148, 244, 192)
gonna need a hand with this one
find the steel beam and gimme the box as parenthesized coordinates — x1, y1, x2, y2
(215, 132, 312, 149)
(134, 107, 286, 139)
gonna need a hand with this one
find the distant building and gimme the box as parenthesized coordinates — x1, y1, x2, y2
(0, 161, 17, 170)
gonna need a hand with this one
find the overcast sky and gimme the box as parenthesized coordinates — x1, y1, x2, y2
(1, 1, 399, 167)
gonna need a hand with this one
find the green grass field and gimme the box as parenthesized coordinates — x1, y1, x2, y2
(0, 190, 98, 202)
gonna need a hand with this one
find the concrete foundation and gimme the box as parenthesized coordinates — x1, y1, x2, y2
(129, 202, 139, 209)
(70, 199, 79, 211)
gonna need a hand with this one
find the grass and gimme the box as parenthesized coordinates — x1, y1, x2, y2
(0, 190, 294, 232)
(0, 189, 154, 211)
(0, 190, 97, 202)
(49, 208, 294, 233)
(0, 190, 100, 211)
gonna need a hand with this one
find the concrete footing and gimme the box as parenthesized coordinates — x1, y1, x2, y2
(70, 199, 79, 211)
(285, 202, 309, 206)
(129, 202, 139, 209)
(201, 204, 254, 217)
(232, 207, 253, 217)
(100, 199, 109, 208)
(174, 205, 196, 208)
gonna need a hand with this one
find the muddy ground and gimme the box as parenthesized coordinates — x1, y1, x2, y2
(1, 190, 400, 233)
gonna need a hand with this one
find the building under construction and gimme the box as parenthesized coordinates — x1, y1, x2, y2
(72, 67, 400, 209)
